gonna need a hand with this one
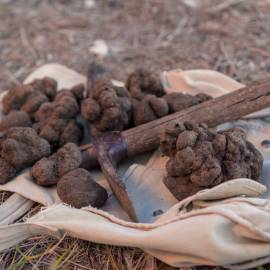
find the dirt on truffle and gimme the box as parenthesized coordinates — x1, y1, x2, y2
(0, 127, 51, 184)
(57, 168, 108, 209)
(2, 1, 270, 269)
(2, 77, 57, 115)
(126, 69, 165, 100)
(0, 110, 32, 132)
(163, 92, 212, 113)
(124, 69, 213, 126)
(31, 142, 82, 186)
(33, 86, 84, 149)
(81, 78, 132, 133)
(160, 121, 263, 200)
(1, 81, 85, 150)
(82, 68, 213, 130)
(132, 94, 169, 126)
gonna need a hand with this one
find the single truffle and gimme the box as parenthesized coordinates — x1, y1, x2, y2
(81, 79, 132, 132)
(160, 121, 263, 200)
(163, 92, 212, 113)
(53, 90, 80, 118)
(57, 168, 108, 208)
(2, 77, 57, 115)
(0, 110, 32, 132)
(132, 95, 169, 126)
(126, 69, 165, 100)
(0, 127, 51, 184)
(31, 143, 82, 186)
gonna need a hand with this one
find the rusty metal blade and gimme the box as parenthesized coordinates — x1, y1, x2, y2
(92, 132, 138, 222)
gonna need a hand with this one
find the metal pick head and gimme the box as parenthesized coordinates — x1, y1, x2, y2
(92, 132, 138, 222)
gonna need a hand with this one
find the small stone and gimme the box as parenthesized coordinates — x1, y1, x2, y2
(89, 40, 109, 57)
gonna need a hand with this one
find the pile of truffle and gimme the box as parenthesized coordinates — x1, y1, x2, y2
(1, 78, 84, 149)
(0, 77, 110, 208)
(81, 69, 212, 133)
(160, 121, 264, 200)
(32, 85, 84, 149)
(0, 78, 57, 132)
(0, 127, 51, 184)
(0, 69, 245, 210)
(31, 143, 107, 208)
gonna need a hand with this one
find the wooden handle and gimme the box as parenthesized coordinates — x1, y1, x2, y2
(81, 78, 270, 169)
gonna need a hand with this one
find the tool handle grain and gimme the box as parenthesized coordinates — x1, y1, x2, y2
(81, 78, 270, 168)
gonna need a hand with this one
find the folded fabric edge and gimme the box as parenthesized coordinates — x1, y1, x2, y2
(27, 178, 269, 231)
(0, 194, 34, 225)
(226, 255, 270, 270)
(0, 221, 62, 252)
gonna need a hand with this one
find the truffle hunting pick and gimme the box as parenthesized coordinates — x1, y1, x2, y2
(81, 69, 270, 221)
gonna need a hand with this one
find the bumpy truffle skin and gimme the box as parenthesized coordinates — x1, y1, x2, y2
(126, 69, 165, 100)
(30, 77, 57, 100)
(0, 158, 16, 184)
(57, 168, 108, 208)
(2, 78, 57, 114)
(36, 117, 67, 145)
(70, 84, 85, 102)
(31, 143, 82, 186)
(132, 95, 169, 126)
(0, 127, 51, 184)
(2, 127, 51, 170)
(59, 120, 83, 146)
(163, 93, 212, 113)
(0, 110, 32, 132)
(160, 121, 263, 201)
(81, 79, 132, 132)
(34, 90, 82, 148)
(33, 102, 55, 122)
(20, 92, 49, 114)
(53, 90, 80, 118)
(3, 84, 33, 114)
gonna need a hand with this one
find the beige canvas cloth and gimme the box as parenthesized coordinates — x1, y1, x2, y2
(1, 64, 270, 269)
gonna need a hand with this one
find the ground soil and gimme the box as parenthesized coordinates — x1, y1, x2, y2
(0, 0, 270, 269)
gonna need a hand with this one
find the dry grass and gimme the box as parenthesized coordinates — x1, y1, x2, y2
(1, 0, 270, 269)
(1, 237, 165, 270)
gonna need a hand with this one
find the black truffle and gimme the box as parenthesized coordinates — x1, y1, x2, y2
(132, 95, 169, 126)
(57, 168, 108, 208)
(2, 77, 57, 115)
(160, 121, 263, 200)
(31, 143, 82, 186)
(126, 69, 165, 100)
(81, 79, 132, 133)
(0, 110, 32, 132)
(33, 89, 83, 149)
(0, 127, 51, 184)
(163, 92, 212, 113)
